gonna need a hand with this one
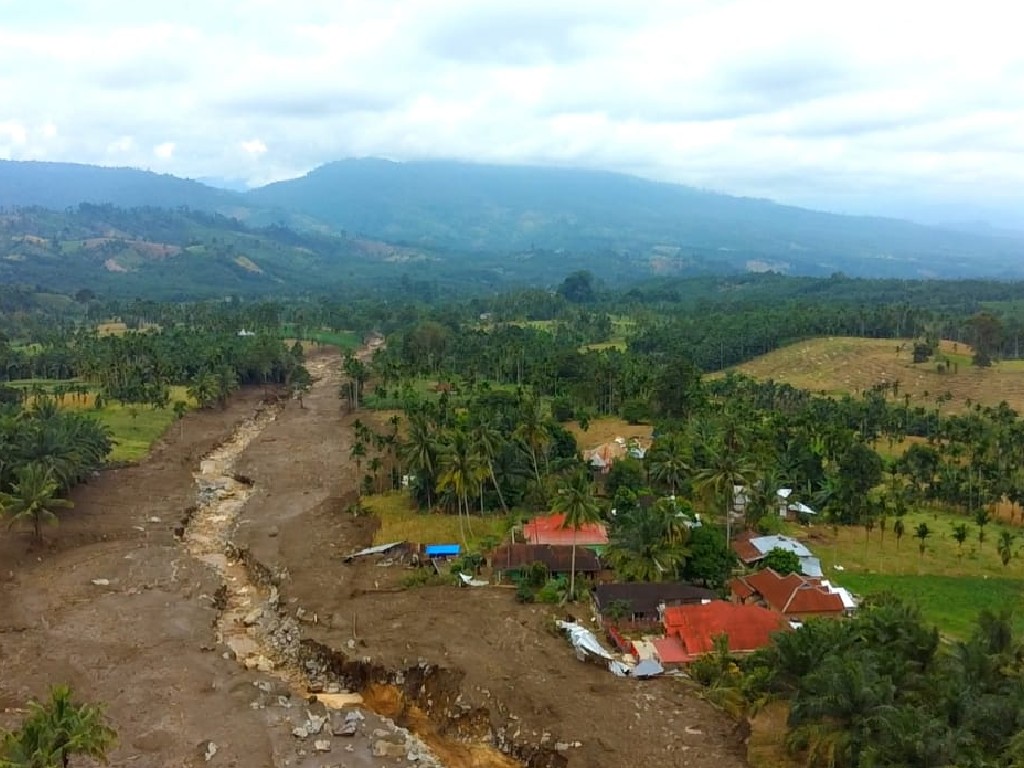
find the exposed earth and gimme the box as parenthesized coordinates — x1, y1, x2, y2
(0, 346, 748, 768)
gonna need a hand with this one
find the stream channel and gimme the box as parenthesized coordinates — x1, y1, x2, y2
(181, 393, 526, 768)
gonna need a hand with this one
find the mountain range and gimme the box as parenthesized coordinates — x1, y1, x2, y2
(1, 157, 1023, 297)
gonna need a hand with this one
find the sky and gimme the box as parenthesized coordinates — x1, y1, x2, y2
(1, 0, 1023, 227)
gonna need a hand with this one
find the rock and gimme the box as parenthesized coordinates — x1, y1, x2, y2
(148, 516, 161, 523)
(268, 526, 280, 537)
(308, 680, 324, 694)
(256, 656, 275, 673)
(305, 712, 328, 735)
(243, 608, 263, 626)
(555, 743, 571, 751)
(313, 740, 331, 752)
(291, 726, 309, 739)
(373, 740, 409, 759)
(201, 741, 217, 762)
(326, 682, 341, 694)
(90, 578, 110, 587)
(684, 726, 703, 736)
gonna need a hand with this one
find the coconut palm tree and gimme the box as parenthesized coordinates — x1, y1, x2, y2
(0, 463, 73, 540)
(471, 418, 509, 514)
(513, 396, 550, 484)
(604, 504, 689, 582)
(552, 469, 601, 600)
(401, 413, 439, 510)
(695, 447, 758, 543)
(0, 684, 116, 768)
(648, 435, 690, 494)
(436, 429, 484, 546)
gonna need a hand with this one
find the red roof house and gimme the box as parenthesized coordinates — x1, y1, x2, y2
(523, 513, 609, 547)
(653, 601, 789, 664)
(730, 568, 846, 620)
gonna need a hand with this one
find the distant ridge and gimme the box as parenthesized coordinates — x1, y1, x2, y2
(1, 158, 1023, 279)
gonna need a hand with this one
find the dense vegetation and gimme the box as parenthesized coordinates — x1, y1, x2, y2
(694, 599, 1024, 767)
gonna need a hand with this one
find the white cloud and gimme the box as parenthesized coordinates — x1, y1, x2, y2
(0, 0, 1023, 224)
(241, 138, 267, 155)
(154, 141, 175, 159)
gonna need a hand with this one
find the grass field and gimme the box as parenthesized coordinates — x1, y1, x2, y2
(788, 507, 1024, 638)
(365, 492, 509, 552)
(727, 336, 1024, 414)
(11, 379, 192, 462)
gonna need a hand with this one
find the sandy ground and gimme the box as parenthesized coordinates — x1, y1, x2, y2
(1, 347, 748, 768)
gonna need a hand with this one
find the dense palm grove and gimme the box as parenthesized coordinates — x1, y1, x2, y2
(694, 599, 1024, 767)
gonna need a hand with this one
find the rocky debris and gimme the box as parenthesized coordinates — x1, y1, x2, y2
(90, 578, 111, 587)
(196, 740, 217, 762)
(372, 739, 408, 759)
(332, 710, 363, 737)
(313, 739, 331, 752)
(267, 526, 279, 538)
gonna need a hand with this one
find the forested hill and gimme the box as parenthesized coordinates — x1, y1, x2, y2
(3, 158, 1024, 280)
(247, 158, 1024, 278)
(0, 160, 237, 212)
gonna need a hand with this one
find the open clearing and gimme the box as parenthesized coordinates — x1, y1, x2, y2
(366, 492, 508, 551)
(788, 507, 1024, 638)
(1, 347, 746, 768)
(727, 336, 1024, 413)
(567, 416, 653, 451)
(11, 379, 193, 462)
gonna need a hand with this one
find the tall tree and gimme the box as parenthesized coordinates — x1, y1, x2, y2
(552, 470, 601, 600)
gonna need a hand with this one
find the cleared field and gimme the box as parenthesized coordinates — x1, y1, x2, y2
(365, 492, 508, 552)
(279, 325, 359, 349)
(727, 336, 1024, 414)
(11, 379, 192, 462)
(567, 416, 653, 451)
(789, 507, 1024, 637)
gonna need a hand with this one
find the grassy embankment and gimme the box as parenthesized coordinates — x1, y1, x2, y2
(12, 379, 192, 462)
(364, 492, 508, 552)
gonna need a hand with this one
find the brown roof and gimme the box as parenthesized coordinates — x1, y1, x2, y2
(730, 568, 845, 616)
(489, 543, 601, 573)
(731, 532, 763, 564)
(595, 582, 717, 619)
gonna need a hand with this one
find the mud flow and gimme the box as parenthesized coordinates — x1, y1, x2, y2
(181, 400, 533, 768)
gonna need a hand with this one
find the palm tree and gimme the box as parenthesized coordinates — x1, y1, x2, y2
(552, 470, 602, 600)
(952, 522, 969, 562)
(436, 428, 483, 547)
(401, 413, 439, 510)
(648, 435, 690, 494)
(998, 530, 1015, 567)
(471, 419, 509, 514)
(604, 504, 689, 582)
(0, 463, 74, 540)
(0, 684, 116, 768)
(513, 396, 550, 484)
(695, 447, 758, 543)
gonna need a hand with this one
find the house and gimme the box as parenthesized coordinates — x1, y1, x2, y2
(730, 568, 850, 620)
(652, 601, 789, 665)
(594, 582, 717, 623)
(775, 488, 819, 520)
(584, 437, 650, 474)
(489, 543, 602, 578)
(731, 533, 823, 578)
(523, 513, 609, 547)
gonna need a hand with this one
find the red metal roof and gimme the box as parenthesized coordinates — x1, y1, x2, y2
(652, 637, 689, 665)
(523, 513, 609, 546)
(730, 568, 845, 616)
(731, 532, 763, 564)
(662, 601, 788, 660)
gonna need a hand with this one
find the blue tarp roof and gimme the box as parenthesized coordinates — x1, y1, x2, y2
(425, 544, 461, 556)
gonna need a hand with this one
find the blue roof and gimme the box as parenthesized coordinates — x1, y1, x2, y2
(425, 544, 461, 556)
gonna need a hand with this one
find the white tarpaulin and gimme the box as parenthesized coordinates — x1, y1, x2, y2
(556, 621, 631, 676)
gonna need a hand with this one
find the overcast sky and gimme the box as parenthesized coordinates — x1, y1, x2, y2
(2, 0, 1022, 226)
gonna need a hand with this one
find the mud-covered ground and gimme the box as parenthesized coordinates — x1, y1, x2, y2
(1, 347, 748, 768)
